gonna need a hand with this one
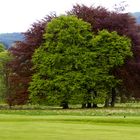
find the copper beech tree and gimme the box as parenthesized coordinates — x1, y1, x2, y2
(69, 4, 140, 106)
(6, 14, 56, 106)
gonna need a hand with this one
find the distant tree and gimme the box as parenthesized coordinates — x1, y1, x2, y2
(69, 4, 140, 105)
(0, 44, 11, 102)
(6, 13, 56, 106)
(0, 33, 24, 49)
(0, 43, 5, 52)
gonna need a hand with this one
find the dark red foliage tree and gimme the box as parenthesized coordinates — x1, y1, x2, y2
(69, 4, 140, 104)
(6, 13, 56, 106)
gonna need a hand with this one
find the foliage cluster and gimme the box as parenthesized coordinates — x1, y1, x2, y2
(69, 5, 140, 99)
(29, 15, 132, 108)
(4, 4, 140, 108)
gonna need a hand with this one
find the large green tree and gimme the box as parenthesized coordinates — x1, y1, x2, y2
(29, 15, 132, 108)
(29, 15, 95, 108)
(92, 30, 132, 107)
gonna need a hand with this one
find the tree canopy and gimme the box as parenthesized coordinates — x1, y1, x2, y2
(6, 4, 138, 107)
(69, 4, 140, 99)
(29, 15, 132, 108)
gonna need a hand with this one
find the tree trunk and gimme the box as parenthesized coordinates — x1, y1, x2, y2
(87, 103, 91, 108)
(110, 88, 116, 107)
(86, 90, 92, 108)
(92, 103, 98, 108)
(104, 95, 110, 107)
(104, 98, 110, 107)
(92, 90, 97, 108)
(82, 103, 86, 108)
(61, 101, 69, 109)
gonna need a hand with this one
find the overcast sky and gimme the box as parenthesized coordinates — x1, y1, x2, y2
(0, 0, 139, 33)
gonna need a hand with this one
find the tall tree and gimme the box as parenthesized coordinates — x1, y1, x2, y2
(69, 4, 140, 104)
(6, 14, 56, 106)
(92, 30, 132, 107)
(29, 15, 95, 108)
(29, 16, 132, 108)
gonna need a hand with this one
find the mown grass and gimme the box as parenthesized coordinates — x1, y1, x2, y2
(0, 103, 139, 140)
(0, 115, 140, 140)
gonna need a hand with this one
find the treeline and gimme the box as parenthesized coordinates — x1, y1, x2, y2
(1, 4, 140, 109)
(0, 33, 24, 49)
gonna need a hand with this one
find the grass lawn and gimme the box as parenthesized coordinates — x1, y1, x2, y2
(0, 110, 140, 140)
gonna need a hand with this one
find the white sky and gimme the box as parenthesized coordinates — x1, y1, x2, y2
(0, 0, 139, 33)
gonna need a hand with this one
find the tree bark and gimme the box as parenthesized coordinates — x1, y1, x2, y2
(82, 103, 86, 108)
(104, 95, 110, 107)
(92, 103, 98, 108)
(92, 90, 97, 108)
(87, 103, 91, 108)
(110, 88, 116, 107)
(61, 101, 69, 109)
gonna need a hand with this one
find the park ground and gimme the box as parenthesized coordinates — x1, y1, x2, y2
(0, 103, 140, 140)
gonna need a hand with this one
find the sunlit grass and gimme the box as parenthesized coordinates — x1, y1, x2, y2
(0, 115, 139, 140)
(0, 103, 139, 139)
